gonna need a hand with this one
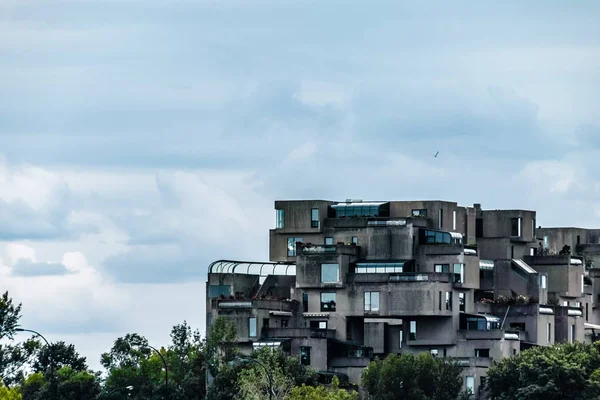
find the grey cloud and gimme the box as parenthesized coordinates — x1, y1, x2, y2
(11, 259, 71, 277)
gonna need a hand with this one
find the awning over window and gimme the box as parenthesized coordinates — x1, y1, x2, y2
(585, 323, 600, 330)
(512, 259, 537, 274)
(480, 260, 494, 270)
(504, 333, 519, 340)
(539, 307, 554, 315)
(303, 312, 329, 318)
(568, 309, 582, 317)
(450, 232, 463, 240)
(464, 248, 477, 255)
(269, 311, 293, 316)
(571, 258, 583, 265)
(252, 339, 290, 349)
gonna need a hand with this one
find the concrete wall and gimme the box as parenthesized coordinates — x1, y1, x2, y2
(479, 210, 536, 241)
(289, 337, 328, 371)
(273, 200, 333, 233)
(524, 256, 584, 299)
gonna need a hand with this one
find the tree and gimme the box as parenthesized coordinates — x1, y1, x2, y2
(33, 341, 88, 374)
(0, 381, 22, 400)
(361, 353, 463, 400)
(287, 376, 358, 400)
(205, 316, 237, 376)
(167, 321, 207, 400)
(486, 341, 600, 400)
(236, 347, 318, 400)
(0, 291, 39, 386)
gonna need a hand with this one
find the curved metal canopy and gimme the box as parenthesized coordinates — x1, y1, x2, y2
(208, 259, 296, 275)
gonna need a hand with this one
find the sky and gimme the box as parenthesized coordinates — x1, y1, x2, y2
(1, 0, 600, 372)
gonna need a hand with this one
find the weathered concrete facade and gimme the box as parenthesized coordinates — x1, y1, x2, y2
(207, 199, 596, 399)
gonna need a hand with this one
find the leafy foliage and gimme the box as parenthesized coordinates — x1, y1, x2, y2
(0, 382, 22, 400)
(361, 353, 463, 400)
(287, 376, 358, 400)
(236, 347, 318, 400)
(486, 341, 600, 400)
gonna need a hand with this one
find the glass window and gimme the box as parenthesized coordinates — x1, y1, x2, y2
(321, 263, 340, 283)
(453, 210, 456, 231)
(249, 317, 257, 337)
(352, 236, 358, 245)
(475, 348, 490, 358)
(412, 209, 427, 218)
(446, 292, 452, 311)
(547, 323, 551, 343)
(300, 346, 311, 365)
(325, 237, 333, 245)
(511, 217, 522, 236)
(303, 292, 308, 312)
(459, 293, 465, 312)
(439, 209, 443, 229)
(435, 264, 450, 273)
(570, 324, 575, 343)
(466, 376, 475, 395)
(454, 264, 465, 283)
(311, 208, 319, 228)
(287, 237, 303, 256)
(438, 291, 442, 311)
(409, 320, 417, 340)
(276, 209, 284, 229)
(430, 349, 439, 357)
(398, 330, 403, 348)
(320, 292, 336, 312)
(364, 292, 380, 312)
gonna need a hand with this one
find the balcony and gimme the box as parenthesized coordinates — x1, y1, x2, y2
(213, 298, 298, 312)
(454, 357, 493, 368)
(329, 357, 371, 368)
(299, 243, 359, 257)
(262, 327, 336, 339)
(417, 244, 464, 256)
(458, 330, 525, 341)
(347, 272, 452, 284)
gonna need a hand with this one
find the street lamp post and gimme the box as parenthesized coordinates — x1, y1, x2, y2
(15, 328, 56, 400)
(147, 344, 169, 400)
(237, 356, 274, 400)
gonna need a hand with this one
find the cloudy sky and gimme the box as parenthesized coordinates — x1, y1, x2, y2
(1, 0, 599, 371)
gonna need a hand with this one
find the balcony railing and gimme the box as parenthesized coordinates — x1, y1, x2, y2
(347, 272, 453, 284)
(213, 298, 297, 312)
(299, 244, 359, 256)
(262, 327, 336, 339)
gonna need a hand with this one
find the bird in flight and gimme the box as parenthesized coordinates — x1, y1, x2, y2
(433, 151, 439, 158)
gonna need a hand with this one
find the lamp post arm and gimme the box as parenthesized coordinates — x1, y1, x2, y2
(15, 328, 56, 400)
(147, 344, 169, 400)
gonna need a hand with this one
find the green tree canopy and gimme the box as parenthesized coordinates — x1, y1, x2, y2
(486, 341, 600, 400)
(287, 376, 358, 400)
(361, 353, 463, 400)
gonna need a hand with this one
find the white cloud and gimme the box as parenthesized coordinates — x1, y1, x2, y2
(294, 81, 352, 110)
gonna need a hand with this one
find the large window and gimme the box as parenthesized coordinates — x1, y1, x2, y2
(398, 330, 403, 348)
(249, 317, 257, 337)
(311, 208, 319, 228)
(539, 275, 547, 289)
(332, 202, 388, 218)
(300, 346, 311, 365)
(287, 237, 303, 256)
(570, 324, 575, 343)
(421, 229, 451, 245)
(446, 292, 452, 311)
(435, 264, 450, 273)
(355, 262, 405, 273)
(459, 293, 465, 312)
(412, 209, 427, 218)
(409, 320, 417, 340)
(454, 264, 465, 283)
(475, 348, 490, 358)
(352, 236, 358, 245)
(511, 217, 522, 237)
(321, 263, 340, 283)
(320, 292, 336, 312)
(276, 209, 284, 229)
(465, 376, 475, 395)
(303, 292, 308, 312)
(364, 292, 380, 312)
(325, 237, 334, 245)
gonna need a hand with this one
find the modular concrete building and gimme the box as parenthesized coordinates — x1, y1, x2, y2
(206, 199, 596, 398)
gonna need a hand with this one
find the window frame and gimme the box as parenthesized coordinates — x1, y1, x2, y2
(249, 317, 257, 337)
(287, 237, 303, 257)
(300, 346, 311, 366)
(364, 291, 380, 312)
(409, 320, 417, 340)
(276, 209, 285, 229)
(321, 263, 340, 283)
(325, 237, 334, 245)
(311, 208, 319, 228)
(459, 292, 465, 312)
(320, 292, 337, 312)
